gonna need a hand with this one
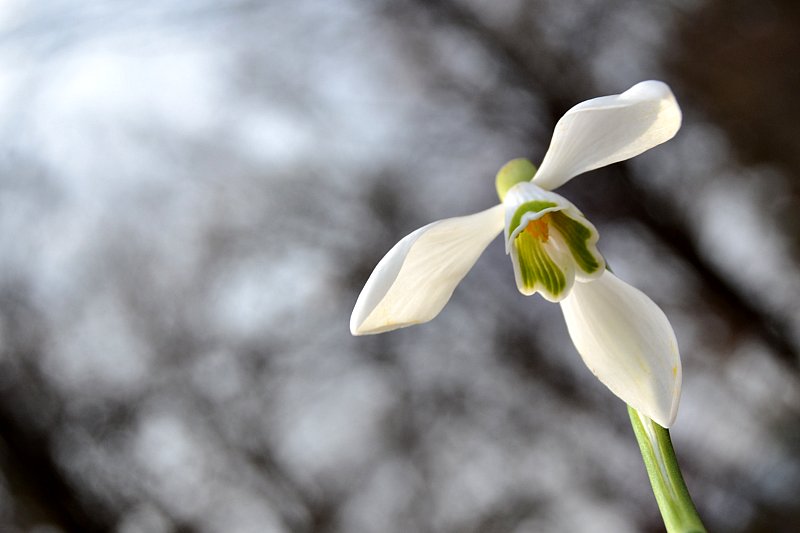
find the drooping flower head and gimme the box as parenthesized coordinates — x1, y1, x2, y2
(350, 81, 683, 427)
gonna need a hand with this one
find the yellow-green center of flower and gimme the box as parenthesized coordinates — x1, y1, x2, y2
(508, 200, 604, 301)
(523, 215, 550, 242)
(513, 213, 565, 298)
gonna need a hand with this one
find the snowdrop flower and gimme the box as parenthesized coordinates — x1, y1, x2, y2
(350, 81, 683, 427)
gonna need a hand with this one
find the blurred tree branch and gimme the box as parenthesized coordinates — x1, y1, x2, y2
(0, 287, 114, 533)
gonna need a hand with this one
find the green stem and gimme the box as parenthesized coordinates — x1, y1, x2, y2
(628, 406, 706, 533)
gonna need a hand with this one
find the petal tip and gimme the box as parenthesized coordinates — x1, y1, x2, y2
(350, 205, 505, 338)
(560, 271, 683, 427)
(645, 398, 678, 429)
(349, 314, 366, 336)
(627, 79, 671, 97)
(533, 80, 683, 190)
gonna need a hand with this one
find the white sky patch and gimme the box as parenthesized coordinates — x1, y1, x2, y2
(42, 292, 153, 397)
(313, 53, 399, 158)
(212, 249, 332, 339)
(0, 32, 224, 215)
(272, 362, 394, 485)
(133, 413, 214, 517)
(0, 55, 28, 126)
(633, 121, 733, 198)
(0, 0, 25, 29)
(232, 108, 315, 165)
(132, 409, 289, 531)
(47, 46, 217, 130)
(202, 487, 287, 533)
(695, 171, 799, 314)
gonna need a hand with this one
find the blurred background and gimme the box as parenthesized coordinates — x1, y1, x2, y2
(0, 0, 799, 532)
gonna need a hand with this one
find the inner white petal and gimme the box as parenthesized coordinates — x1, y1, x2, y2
(503, 182, 574, 252)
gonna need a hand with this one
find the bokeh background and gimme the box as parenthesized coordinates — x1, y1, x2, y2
(1, 1, 799, 532)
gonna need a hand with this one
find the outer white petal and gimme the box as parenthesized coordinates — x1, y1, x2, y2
(559, 271, 681, 427)
(350, 204, 504, 335)
(532, 80, 682, 191)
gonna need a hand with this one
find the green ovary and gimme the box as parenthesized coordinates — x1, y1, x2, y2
(495, 158, 538, 201)
(515, 230, 566, 297)
(548, 211, 601, 275)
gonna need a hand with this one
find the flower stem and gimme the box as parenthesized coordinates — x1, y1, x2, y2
(627, 406, 706, 533)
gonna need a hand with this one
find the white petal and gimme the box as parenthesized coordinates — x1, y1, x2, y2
(559, 271, 681, 427)
(350, 204, 504, 335)
(508, 233, 574, 302)
(532, 81, 682, 191)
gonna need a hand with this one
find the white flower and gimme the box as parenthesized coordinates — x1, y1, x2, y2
(350, 81, 683, 427)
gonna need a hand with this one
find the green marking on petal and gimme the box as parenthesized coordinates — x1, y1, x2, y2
(515, 230, 566, 297)
(508, 201, 558, 236)
(549, 211, 601, 275)
(495, 158, 537, 201)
